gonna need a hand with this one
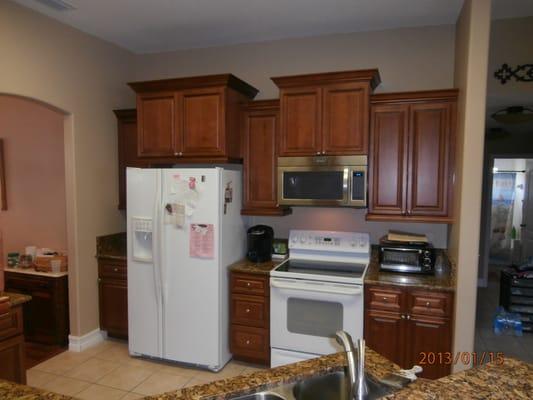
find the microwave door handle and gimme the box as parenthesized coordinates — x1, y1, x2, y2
(343, 167, 349, 204)
(271, 279, 362, 296)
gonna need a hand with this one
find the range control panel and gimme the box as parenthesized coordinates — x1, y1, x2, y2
(289, 230, 370, 255)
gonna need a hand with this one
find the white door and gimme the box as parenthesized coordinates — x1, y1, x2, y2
(127, 168, 162, 358)
(522, 170, 533, 260)
(160, 168, 221, 367)
(270, 277, 363, 356)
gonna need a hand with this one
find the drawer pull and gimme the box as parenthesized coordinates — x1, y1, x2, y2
(245, 308, 251, 313)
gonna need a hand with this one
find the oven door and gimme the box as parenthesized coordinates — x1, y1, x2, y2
(270, 277, 363, 356)
(277, 166, 349, 206)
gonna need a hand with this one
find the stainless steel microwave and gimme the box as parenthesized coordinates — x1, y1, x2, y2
(277, 155, 367, 207)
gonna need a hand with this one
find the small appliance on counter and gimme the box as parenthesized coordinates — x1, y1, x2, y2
(246, 225, 274, 262)
(379, 231, 435, 275)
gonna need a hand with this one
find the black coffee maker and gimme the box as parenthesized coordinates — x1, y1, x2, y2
(246, 225, 274, 262)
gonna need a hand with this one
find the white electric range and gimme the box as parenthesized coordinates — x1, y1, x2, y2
(270, 230, 370, 367)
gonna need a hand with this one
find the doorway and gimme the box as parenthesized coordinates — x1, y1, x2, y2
(475, 156, 533, 363)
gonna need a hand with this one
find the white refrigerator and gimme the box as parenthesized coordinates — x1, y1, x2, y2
(126, 166, 245, 371)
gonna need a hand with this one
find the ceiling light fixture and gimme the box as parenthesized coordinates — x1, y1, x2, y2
(33, 0, 76, 12)
(491, 106, 533, 124)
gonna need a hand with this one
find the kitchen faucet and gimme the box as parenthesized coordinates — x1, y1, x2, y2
(335, 330, 368, 400)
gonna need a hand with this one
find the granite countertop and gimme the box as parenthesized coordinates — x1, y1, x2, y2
(228, 258, 284, 275)
(4, 267, 68, 278)
(364, 248, 456, 292)
(0, 291, 32, 307)
(96, 232, 126, 260)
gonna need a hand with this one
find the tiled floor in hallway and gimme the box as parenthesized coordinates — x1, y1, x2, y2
(27, 339, 265, 399)
(474, 266, 533, 364)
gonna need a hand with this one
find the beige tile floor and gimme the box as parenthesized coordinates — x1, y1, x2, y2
(27, 339, 265, 399)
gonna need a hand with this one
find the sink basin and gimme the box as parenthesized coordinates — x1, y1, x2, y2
(233, 392, 286, 400)
(292, 371, 393, 400)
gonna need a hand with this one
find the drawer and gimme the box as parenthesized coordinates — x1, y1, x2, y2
(230, 325, 269, 362)
(231, 273, 268, 296)
(367, 286, 403, 312)
(408, 290, 452, 318)
(231, 294, 268, 328)
(0, 306, 23, 341)
(99, 261, 127, 280)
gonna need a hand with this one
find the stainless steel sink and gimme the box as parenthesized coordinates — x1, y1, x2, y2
(233, 393, 286, 400)
(291, 371, 393, 400)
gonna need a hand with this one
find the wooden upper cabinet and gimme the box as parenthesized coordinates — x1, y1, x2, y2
(408, 103, 453, 217)
(129, 74, 258, 162)
(369, 104, 409, 215)
(241, 100, 291, 216)
(137, 92, 177, 157)
(367, 89, 457, 223)
(272, 69, 381, 157)
(181, 87, 225, 156)
(322, 83, 369, 155)
(278, 87, 321, 156)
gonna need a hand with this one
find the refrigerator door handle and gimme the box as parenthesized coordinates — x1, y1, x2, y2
(152, 173, 163, 309)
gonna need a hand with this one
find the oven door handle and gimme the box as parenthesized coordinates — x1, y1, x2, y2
(270, 279, 362, 296)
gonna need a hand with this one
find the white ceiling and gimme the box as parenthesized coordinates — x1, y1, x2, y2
(12, 0, 467, 54)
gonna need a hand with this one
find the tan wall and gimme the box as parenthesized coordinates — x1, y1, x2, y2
(449, 0, 491, 372)
(0, 96, 67, 256)
(134, 24, 456, 97)
(0, 1, 135, 336)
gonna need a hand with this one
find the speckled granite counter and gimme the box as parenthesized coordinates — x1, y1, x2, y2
(0, 380, 73, 400)
(96, 232, 126, 260)
(4, 267, 68, 278)
(0, 291, 32, 306)
(144, 347, 399, 400)
(386, 357, 532, 399)
(364, 248, 456, 292)
(228, 258, 284, 275)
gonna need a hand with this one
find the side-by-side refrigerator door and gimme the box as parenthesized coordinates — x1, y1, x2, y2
(160, 168, 221, 368)
(127, 167, 163, 359)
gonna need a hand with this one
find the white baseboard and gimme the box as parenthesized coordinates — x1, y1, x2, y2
(68, 329, 107, 352)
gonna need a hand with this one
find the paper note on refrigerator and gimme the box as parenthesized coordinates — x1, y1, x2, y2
(190, 224, 214, 259)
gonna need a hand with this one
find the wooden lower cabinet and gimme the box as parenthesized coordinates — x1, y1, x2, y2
(98, 258, 128, 339)
(364, 284, 454, 379)
(5, 272, 69, 346)
(0, 304, 26, 384)
(230, 272, 269, 365)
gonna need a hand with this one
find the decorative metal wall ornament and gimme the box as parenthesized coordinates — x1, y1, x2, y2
(494, 63, 533, 84)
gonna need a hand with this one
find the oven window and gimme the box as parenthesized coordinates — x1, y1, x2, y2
(287, 298, 343, 338)
(283, 171, 343, 200)
(382, 250, 418, 266)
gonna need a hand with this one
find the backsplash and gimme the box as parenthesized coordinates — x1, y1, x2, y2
(248, 207, 449, 248)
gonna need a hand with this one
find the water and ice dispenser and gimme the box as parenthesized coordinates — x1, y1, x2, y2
(132, 217, 153, 262)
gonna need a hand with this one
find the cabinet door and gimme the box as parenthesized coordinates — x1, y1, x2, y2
(364, 309, 406, 368)
(322, 83, 369, 155)
(181, 87, 225, 156)
(407, 102, 453, 217)
(99, 279, 128, 339)
(279, 87, 322, 156)
(368, 104, 409, 215)
(137, 92, 179, 157)
(243, 108, 279, 211)
(405, 315, 452, 379)
(0, 335, 26, 384)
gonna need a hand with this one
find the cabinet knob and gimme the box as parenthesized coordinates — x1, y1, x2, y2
(174, 152, 179, 156)
(322, 151, 326, 155)
(246, 282, 251, 288)
(245, 340, 251, 345)
(245, 308, 251, 313)
(382, 297, 387, 302)
(425, 301, 431, 308)
(406, 314, 411, 320)
(113, 267, 118, 272)
(179, 152, 183, 156)
(401, 314, 406, 319)
(316, 151, 321, 155)
(98, 278, 102, 283)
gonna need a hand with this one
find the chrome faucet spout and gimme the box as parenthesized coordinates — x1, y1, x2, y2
(335, 331, 367, 400)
